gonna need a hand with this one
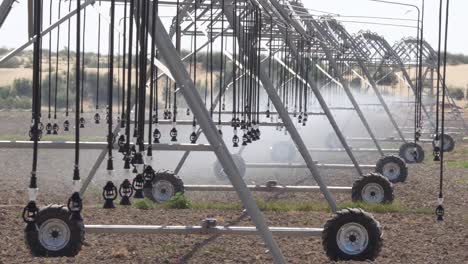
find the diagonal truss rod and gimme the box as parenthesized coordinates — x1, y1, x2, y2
(324, 21, 407, 143)
(279, 0, 385, 156)
(222, 0, 339, 214)
(152, 10, 287, 264)
(254, 0, 368, 177)
(373, 35, 436, 129)
(0, 0, 15, 30)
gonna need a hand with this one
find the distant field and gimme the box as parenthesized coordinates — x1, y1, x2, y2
(446, 64, 468, 89)
(0, 68, 32, 87)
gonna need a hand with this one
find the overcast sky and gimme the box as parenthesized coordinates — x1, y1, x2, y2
(0, 0, 465, 55)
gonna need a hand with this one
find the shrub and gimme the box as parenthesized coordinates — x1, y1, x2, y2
(83, 53, 109, 68)
(133, 199, 154, 210)
(163, 193, 191, 209)
(0, 47, 10, 56)
(449, 88, 465, 100)
(13, 78, 33, 96)
(0, 56, 22, 68)
(0, 87, 10, 99)
(0, 96, 31, 109)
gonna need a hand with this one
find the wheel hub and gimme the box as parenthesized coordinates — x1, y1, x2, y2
(361, 183, 384, 204)
(336, 223, 369, 255)
(404, 147, 419, 162)
(51, 230, 59, 238)
(152, 180, 175, 202)
(382, 162, 400, 181)
(39, 219, 71, 251)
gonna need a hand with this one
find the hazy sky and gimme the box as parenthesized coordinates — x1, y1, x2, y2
(0, 0, 465, 55)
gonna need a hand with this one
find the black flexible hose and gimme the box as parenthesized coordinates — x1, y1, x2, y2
(74, 0, 82, 182)
(65, 0, 71, 117)
(107, 0, 116, 164)
(53, 0, 62, 121)
(125, 0, 135, 153)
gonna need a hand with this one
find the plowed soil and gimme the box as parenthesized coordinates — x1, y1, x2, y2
(0, 111, 467, 263)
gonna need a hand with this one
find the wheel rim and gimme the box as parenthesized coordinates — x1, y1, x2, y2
(361, 183, 385, 204)
(152, 180, 175, 202)
(442, 135, 452, 151)
(336, 222, 369, 255)
(39, 218, 71, 251)
(382, 162, 400, 181)
(403, 146, 419, 162)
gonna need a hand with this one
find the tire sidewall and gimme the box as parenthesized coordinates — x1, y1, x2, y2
(323, 209, 382, 261)
(25, 205, 84, 257)
(399, 143, 424, 164)
(352, 173, 394, 204)
(376, 155, 408, 183)
(144, 171, 184, 203)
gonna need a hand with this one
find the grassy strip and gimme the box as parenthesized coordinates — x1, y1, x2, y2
(447, 160, 468, 169)
(130, 194, 432, 215)
(133, 199, 156, 210)
(192, 199, 433, 215)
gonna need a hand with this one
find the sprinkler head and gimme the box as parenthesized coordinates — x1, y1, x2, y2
(232, 135, 239, 147)
(79, 117, 85, 128)
(170, 127, 178, 142)
(435, 205, 444, 222)
(46, 123, 52, 135)
(153, 128, 161, 144)
(52, 123, 59, 135)
(119, 179, 133, 206)
(190, 132, 197, 144)
(132, 174, 145, 199)
(102, 181, 117, 209)
(123, 156, 131, 170)
(63, 120, 70, 131)
(94, 113, 101, 124)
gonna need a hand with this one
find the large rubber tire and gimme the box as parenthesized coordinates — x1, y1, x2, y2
(25, 204, 84, 257)
(432, 133, 455, 153)
(322, 208, 383, 261)
(352, 173, 394, 204)
(375, 155, 408, 183)
(399, 142, 425, 164)
(270, 141, 297, 162)
(213, 154, 246, 180)
(143, 170, 184, 203)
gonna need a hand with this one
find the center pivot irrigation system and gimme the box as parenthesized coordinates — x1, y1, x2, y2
(0, 0, 456, 262)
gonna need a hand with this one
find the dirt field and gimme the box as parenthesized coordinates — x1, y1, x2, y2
(0, 111, 467, 263)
